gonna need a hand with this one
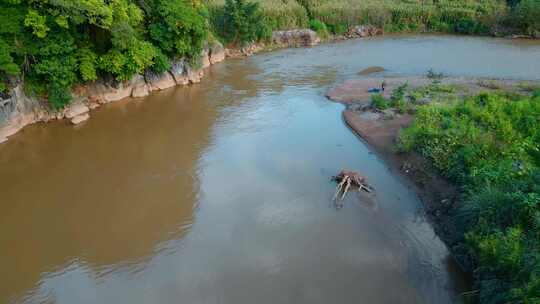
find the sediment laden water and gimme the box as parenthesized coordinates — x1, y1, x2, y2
(1, 35, 539, 304)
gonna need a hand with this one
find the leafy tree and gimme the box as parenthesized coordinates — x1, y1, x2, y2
(511, 0, 540, 35)
(29, 31, 79, 108)
(222, 0, 270, 45)
(145, 0, 208, 60)
(96, 0, 157, 81)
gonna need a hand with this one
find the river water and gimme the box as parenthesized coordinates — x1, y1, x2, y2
(1, 35, 539, 304)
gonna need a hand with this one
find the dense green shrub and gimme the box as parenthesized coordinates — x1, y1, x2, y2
(371, 93, 389, 110)
(510, 0, 540, 36)
(390, 83, 411, 113)
(399, 92, 540, 303)
(0, 0, 208, 109)
(205, 0, 308, 35)
(144, 0, 208, 60)
(220, 0, 271, 44)
(309, 18, 329, 37)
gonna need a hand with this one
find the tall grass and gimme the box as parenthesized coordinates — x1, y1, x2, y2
(205, 0, 309, 32)
(302, 0, 505, 34)
(206, 0, 532, 40)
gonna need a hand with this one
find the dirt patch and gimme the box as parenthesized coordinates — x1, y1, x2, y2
(358, 66, 386, 76)
(328, 76, 540, 106)
(326, 77, 432, 104)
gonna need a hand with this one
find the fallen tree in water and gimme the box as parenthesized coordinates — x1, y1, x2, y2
(332, 170, 373, 206)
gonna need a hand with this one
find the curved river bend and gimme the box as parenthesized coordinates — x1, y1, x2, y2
(1, 35, 539, 304)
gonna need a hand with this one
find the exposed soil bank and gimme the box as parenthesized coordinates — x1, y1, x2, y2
(327, 76, 540, 271)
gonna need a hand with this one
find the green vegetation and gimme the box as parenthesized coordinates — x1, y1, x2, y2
(371, 83, 414, 113)
(309, 18, 329, 38)
(280, 0, 505, 34)
(399, 92, 540, 303)
(371, 93, 389, 110)
(205, 0, 309, 35)
(1, 0, 539, 109)
(205, 0, 540, 36)
(218, 0, 271, 44)
(0, 0, 208, 108)
(506, 0, 540, 36)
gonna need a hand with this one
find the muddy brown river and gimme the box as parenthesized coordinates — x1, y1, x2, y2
(1, 35, 540, 304)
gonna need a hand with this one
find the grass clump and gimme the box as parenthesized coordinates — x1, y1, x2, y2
(399, 92, 540, 303)
(390, 83, 411, 113)
(309, 18, 329, 38)
(371, 83, 412, 113)
(371, 93, 389, 110)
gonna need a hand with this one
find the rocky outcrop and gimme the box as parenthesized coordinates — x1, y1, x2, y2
(345, 25, 383, 38)
(186, 64, 204, 84)
(225, 42, 264, 58)
(272, 29, 321, 48)
(170, 59, 190, 85)
(71, 113, 90, 125)
(64, 102, 89, 119)
(145, 71, 177, 92)
(201, 48, 211, 69)
(131, 75, 150, 98)
(86, 75, 148, 104)
(169, 58, 205, 84)
(0, 85, 50, 142)
(64, 101, 90, 125)
(209, 42, 226, 64)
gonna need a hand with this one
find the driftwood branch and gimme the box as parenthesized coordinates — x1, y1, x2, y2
(331, 170, 373, 206)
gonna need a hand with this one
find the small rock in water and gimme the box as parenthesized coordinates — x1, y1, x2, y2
(65, 103, 89, 119)
(71, 113, 90, 125)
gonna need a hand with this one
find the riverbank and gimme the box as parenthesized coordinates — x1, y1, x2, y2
(3, 21, 539, 145)
(0, 28, 339, 144)
(327, 75, 540, 246)
(326, 75, 540, 301)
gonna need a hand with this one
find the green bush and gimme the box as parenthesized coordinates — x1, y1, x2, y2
(533, 88, 540, 99)
(145, 0, 208, 60)
(510, 0, 540, 36)
(309, 19, 328, 33)
(221, 0, 271, 45)
(371, 93, 389, 110)
(205, 0, 308, 37)
(390, 83, 410, 113)
(399, 92, 540, 303)
(0, 0, 208, 109)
